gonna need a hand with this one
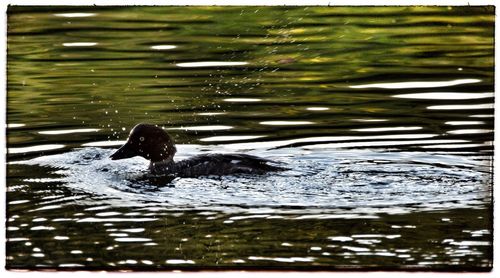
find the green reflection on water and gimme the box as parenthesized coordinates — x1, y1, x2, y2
(8, 6, 493, 147)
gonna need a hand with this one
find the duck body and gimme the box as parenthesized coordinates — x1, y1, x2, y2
(149, 153, 286, 177)
(110, 123, 287, 178)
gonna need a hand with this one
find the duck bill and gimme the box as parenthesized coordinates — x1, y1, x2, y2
(110, 143, 137, 160)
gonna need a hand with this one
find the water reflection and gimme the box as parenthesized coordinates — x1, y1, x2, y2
(62, 42, 98, 47)
(352, 119, 388, 122)
(9, 200, 30, 205)
(200, 135, 266, 142)
(328, 236, 354, 242)
(306, 107, 329, 111)
(421, 143, 490, 149)
(114, 238, 153, 242)
(166, 259, 195, 265)
(82, 141, 126, 147)
(445, 121, 484, 126)
(427, 104, 493, 110)
(176, 61, 248, 67)
(197, 112, 226, 116)
(54, 13, 96, 17)
(352, 126, 422, 132)
(77, 217, 157, 223)
(221, 134, 441, 150)
(150, 45, 177, 50)
(9, 144, 65, 154)
(168, 125, 233, 131)
(7, 123, 25, 128)
(248, 256, 315, 263)
(38, 128, 100, 135)
(303, 139, 467, 150)
(447, 129, 493, 135)
(393, 92, 493, 100)
(350, 79, 481, 89)
(470, 114, 493, 118)
(223, 98, 261, 102)
(259, 121, 314, 126)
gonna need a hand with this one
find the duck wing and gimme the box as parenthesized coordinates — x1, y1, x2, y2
(175, 153, 287, 177)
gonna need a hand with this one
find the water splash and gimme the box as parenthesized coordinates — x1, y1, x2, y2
(11, 146, 491, 216)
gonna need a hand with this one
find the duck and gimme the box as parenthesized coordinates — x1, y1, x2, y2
(110, 123, 287, 177)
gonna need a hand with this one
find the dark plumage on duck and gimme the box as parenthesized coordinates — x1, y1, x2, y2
(110, 123, 287, 177)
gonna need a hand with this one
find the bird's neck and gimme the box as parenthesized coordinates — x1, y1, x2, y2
(149, 158, 176, 174)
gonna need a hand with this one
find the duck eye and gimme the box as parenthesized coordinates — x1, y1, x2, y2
(139, 136, 145, 142)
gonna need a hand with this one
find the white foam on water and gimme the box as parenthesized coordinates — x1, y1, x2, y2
(11, 145, 491, 216)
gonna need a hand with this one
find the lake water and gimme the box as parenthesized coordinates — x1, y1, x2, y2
(5, 6, 493, 270)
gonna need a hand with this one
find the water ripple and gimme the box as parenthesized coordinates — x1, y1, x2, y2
(176, 61, 248, 67)
(9, 144, 65, 154)
(54, 13, 96, 17)
(150, 45, 177, 50)
(393, 92, 493, 100)
(12, 147, 490, 215)
(38, 128, 100, 135)
(350, 79, 481, 89)
(62, 42, 98, 47)
(427, 103, 493, 110)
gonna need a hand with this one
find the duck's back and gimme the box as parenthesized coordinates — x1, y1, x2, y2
(153, 153, 287, 177)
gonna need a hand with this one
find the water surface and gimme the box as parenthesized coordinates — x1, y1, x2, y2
(6, 6, 493, 270)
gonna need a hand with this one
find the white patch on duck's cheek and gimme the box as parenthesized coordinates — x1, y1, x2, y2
(230, 160, 241, 164)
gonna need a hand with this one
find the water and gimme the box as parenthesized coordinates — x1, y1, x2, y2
(6, 6, 493, 270)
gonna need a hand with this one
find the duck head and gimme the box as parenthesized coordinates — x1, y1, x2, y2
(110, 123, 177, 162)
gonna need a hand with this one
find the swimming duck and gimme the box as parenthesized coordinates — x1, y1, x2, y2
(110, 123, 287, 177)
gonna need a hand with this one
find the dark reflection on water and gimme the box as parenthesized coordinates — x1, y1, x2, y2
(6, 6, 493, 270)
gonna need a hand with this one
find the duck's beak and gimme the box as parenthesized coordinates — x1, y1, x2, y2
(110, 142, 137, 160)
